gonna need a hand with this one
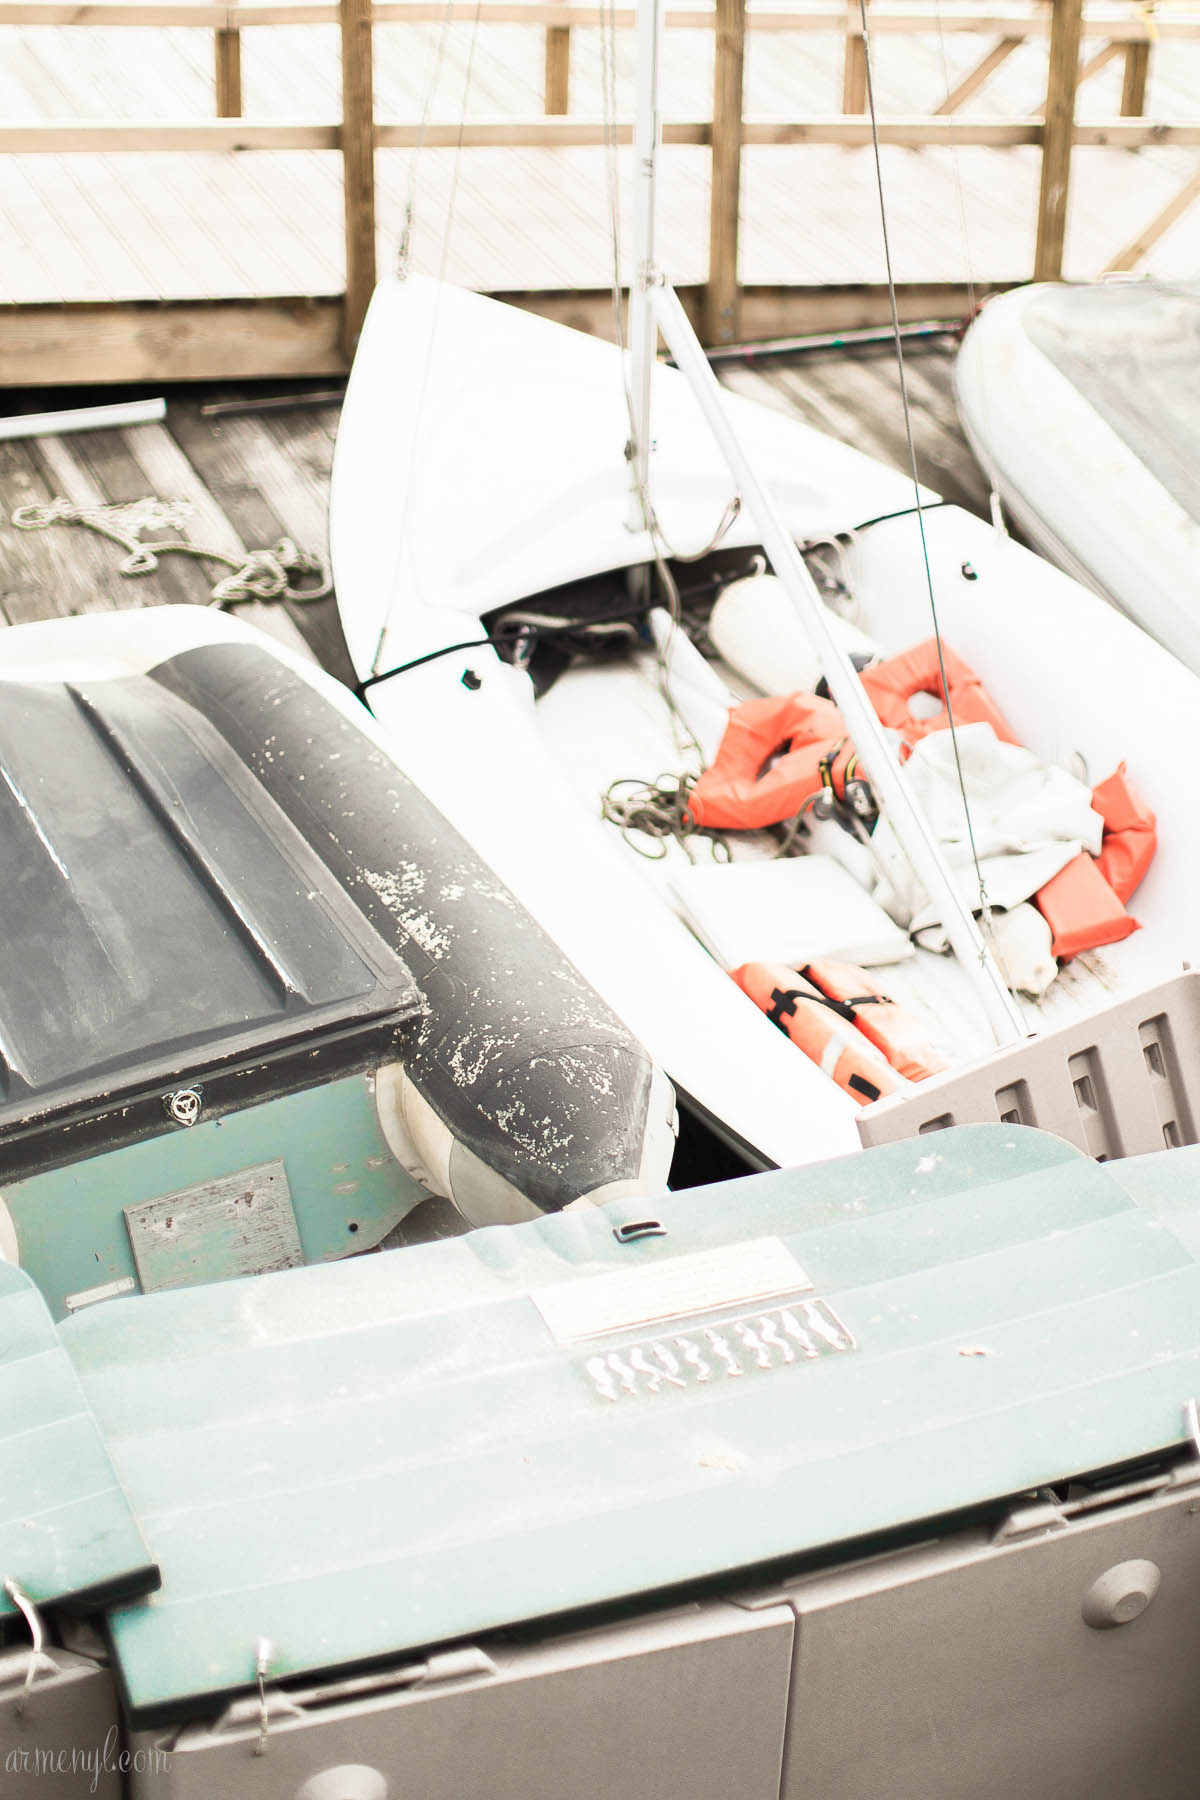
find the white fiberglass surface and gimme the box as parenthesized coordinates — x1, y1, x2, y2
(331, 276, 916, 679)
(333, 277, 1200, 1152)
(530, 640, 1005, 1066)
(526, 597, 1182, 1068)
(521, 496, 1200, 1061)
(844, 507, 1200, 945)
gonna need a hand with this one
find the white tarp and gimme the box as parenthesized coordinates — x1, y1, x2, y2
(869, 723, 1104, 938)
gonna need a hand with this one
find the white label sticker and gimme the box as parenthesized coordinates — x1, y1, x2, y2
(532, 1237, 811, 1343)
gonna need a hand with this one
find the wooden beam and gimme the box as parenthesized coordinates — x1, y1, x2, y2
(340, 0, 377, 357)
(376, 119, 706, 145)
(214, 23, 243, 116)
(1105, 163, 1200, 272)
(0, 1, 1176, 31)
(841, 0, 866, 112)
(544, 21, 570, 113)
(1121, 38, 1150, 115)
(1034, 0, 1083, 281)
(0, 121, 341, 150)
(8, 114, 1200, 155)
(934, 36, 1019, 115)
(1071, 119, 1200, 145)
(0, 299, 348, 388)
(705, 0, 745, 344)
(738, 117, 1043, 146)
(0, 286, 1002, 387)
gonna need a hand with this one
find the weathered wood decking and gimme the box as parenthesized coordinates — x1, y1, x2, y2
(0, 336, 990, 675)
(3, 8, 1200, 305)
(3, 5, 1200, 384)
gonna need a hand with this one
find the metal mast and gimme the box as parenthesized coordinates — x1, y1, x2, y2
(624, 0, 1025, 1045)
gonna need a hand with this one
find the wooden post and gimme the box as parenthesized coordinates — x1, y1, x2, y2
(842, 0, 866, 113)
(545, 23, 571, 114)
(706, 0, 745, 344)
(214, 22, 243, 118)
(340, 0, 377, 358)
(1121, 38, 1150, 116)
(1033, 0, 1083, 282)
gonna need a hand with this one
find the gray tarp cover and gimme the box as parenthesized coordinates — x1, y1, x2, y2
(1025, 280, 1200, 527)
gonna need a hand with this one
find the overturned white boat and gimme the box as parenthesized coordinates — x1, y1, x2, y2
(956, 278, 1200, 672)
(330, 265, 1200, 1171)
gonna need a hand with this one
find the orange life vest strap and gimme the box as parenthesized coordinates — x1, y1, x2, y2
(860, 638, 1021, 757)
(801, 958, 948, 1083)
(730, 961, 903, 1105)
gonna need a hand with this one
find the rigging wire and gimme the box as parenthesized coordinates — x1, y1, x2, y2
(369, 0, 485, 679)
(930, 0, 983, 334)
(396, 0, 460, 279)
(857, 0, 1011, 986)
(598, 0, 743, 771)
(598, 0, 710, 768)
(928, 0, 1004, 530)
(439, 0, 485, 285)
(601, 0, 629, 358)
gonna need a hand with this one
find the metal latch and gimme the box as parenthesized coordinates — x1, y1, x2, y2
(204, 1644, 498, 1747)
(991, 1494, 1069, 1546)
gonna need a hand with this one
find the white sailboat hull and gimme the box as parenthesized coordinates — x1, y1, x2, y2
(332, 275, 1200, 1171)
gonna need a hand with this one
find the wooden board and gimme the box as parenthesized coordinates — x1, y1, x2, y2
(0, 397, 340, 663)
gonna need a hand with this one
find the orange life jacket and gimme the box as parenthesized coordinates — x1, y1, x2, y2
(800, 958, 948, 1083)
(687, 693, 858, 831)
(860, 645, 1157, 962)
(860, 638, 1021, 758)
(731, 961, 904, 1105)
(1033, 763, 1156, 960)
(1092, 762, 1156, 904)
(694, 644, 1157, 967)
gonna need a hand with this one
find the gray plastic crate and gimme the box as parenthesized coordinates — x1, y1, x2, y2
(859, 968, 1200, 1160)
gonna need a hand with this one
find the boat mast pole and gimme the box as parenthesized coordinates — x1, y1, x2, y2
(651, 280, 1027, 1047)
(627, 0, 664, 530)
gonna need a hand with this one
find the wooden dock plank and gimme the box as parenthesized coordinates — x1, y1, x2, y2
(6, 436, 135, 614)
(123, 415, 325, 656)
(51, 425, 219, 609)
(0, 403, 335, 657)
(0, 439, 86, 625)
(166, 395, 349, 675)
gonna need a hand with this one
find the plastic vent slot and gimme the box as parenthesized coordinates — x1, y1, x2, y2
(858, 969, 1200, 1162)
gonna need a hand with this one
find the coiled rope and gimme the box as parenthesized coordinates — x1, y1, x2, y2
(601, 772, 820, 863)
(11, 496, 330, 606)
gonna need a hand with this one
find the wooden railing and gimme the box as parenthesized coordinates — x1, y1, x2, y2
(3, 0, 1200, 352)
